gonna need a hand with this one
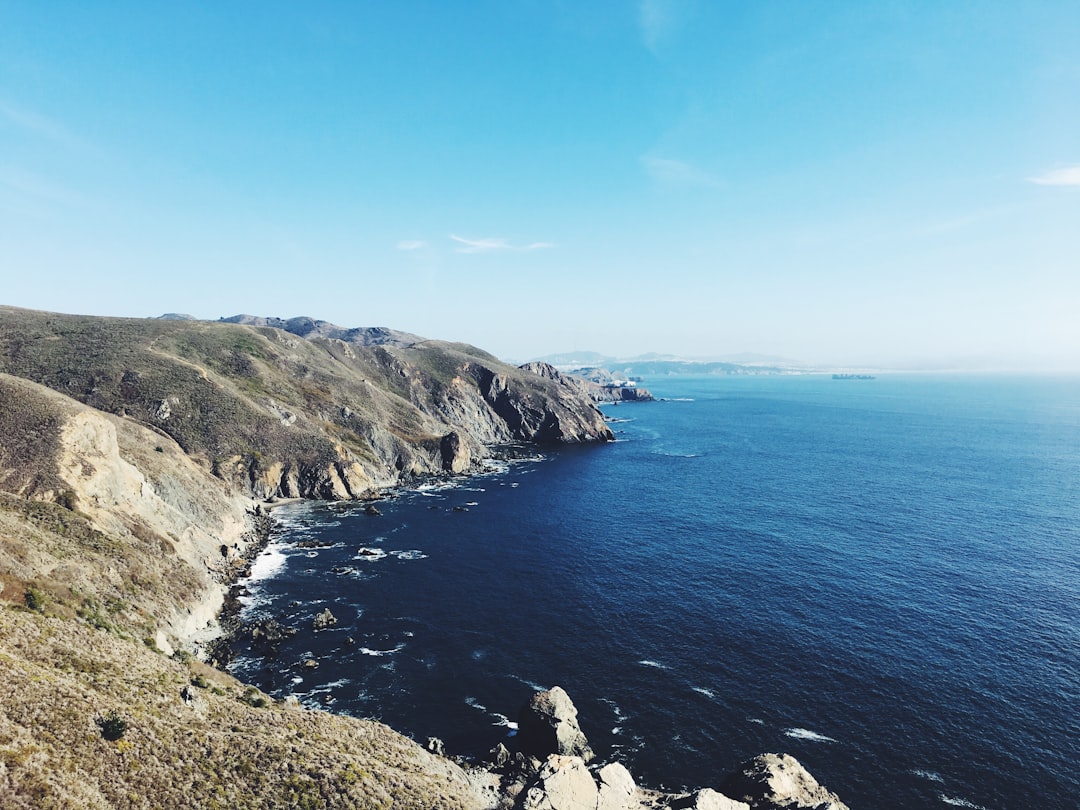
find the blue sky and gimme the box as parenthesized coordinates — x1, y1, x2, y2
(2, 1, 1078, 369)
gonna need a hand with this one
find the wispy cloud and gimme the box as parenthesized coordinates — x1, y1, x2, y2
(0, 166, 91, 209)
(397, 240, 427, 251)
(1028, 165, 1080, 186)
(449, 234, 554, 254)
(0, 100, 97, 155)
(641, 155, 719, 188)
(638, 0, 692, 53)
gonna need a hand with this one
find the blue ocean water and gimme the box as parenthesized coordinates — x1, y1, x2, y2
(229, 374, 1080, 809)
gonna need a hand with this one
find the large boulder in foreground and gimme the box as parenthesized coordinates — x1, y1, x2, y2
(719, 754, 849, 810)
(517, 686, 595, 762)
(521, 755, 598, 810)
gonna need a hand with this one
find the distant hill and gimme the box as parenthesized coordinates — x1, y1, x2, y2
(530, 350, 808, 376)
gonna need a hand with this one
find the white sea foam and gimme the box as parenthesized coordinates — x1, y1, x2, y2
(939, 797, 989, 810)
(508, 674, 548, 692)
(464, 696, 487, 712)
(911, 770, 946, 783)
(691, 686, 716, 699)
(783, 728, 837, 743)
(360, 643, 405, 657)
(354, 548, 387, 561)
(305, 551, 318, 558)
(637, 659, 669, 669)
(390, 550, 427, 560)
(247, 543, 288, 582)
(748, 718, 766, 725)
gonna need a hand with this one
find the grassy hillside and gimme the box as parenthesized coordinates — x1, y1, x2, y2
(0, 307, 612, 500)
(0, 306, 616, 807)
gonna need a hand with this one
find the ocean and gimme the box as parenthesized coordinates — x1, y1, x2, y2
(228, 374, 1080, 809)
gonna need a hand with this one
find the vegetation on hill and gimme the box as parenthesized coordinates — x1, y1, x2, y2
(0, 306, 616, 807)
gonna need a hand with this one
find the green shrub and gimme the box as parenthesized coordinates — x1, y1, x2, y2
(24, 587, 46, 613)
(238, 686, 268, 708)
(96, 710, 128, 741)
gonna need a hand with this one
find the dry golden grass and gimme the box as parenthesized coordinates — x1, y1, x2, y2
(0, 608, 482, 809)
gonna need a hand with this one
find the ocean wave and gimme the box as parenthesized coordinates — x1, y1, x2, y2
(247, 543, 288, 582)
(911, 770, 945, 783)
(783, 728, 837, 743)
(691, 686, 716, 699)
(939, 797, 989, 810)
(637, 659, 669, 669)
(360, 643, 405, 657)
(390, 550, 428, 560)
(507, 674, 548, 692)
(354, 548, 387, 561)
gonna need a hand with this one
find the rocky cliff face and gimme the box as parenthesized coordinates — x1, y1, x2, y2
(0, 307, 612, 503)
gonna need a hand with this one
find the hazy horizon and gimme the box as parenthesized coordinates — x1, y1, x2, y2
(2, 2, 1078, 372)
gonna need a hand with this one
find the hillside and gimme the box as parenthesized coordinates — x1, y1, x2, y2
(0, 307, 612, 501)
(0, 307, 847, 809)
(0, 306, 613, 806)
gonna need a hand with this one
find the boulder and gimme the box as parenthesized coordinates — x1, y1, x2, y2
(719, 754, 849, 810)
(521, 755, 598, 810)
(672, 788, 750, 810)
(596, 762, 637, 810)
(313, 608, 337, 630)
(518, 686, 594, 762)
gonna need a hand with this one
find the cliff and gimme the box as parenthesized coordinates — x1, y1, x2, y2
(0, 307, 612, 502)
(0, 307, 617, 806)
(0, 306, 844, 808)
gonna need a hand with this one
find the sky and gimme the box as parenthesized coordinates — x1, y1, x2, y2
(2, 1, 1079, 370)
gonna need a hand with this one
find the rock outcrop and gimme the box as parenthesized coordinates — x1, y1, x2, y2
(521, 755, 599, 810)
(518, 686, 595, 763)
(0, 307, 614, 505)
(498, 689, 846, 810)
(719, 754, 849, 810)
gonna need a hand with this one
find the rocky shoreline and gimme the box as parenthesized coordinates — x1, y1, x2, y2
(201, 493, 850, 810)
(455, 685, 849, 810)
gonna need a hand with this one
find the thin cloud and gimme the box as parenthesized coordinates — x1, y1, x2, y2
(1028, 165, 1080, 186)
(0, 100, 97, 154)
(450, 234, 554, 254)
(397, 240, 427, 251)
(638, 0, 693, 53)
(641, 155, 719, 188)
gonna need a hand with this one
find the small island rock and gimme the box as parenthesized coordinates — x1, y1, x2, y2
(517, 685, 595, 763)
(719, 753, 849, 810)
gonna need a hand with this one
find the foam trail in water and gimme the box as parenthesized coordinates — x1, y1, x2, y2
(637, 659, 669, 669)
(691, 686, 716, 699)
(507, 674, 548, 692)
(939, 797, 989, 809)
(783, 728, 837, 743)
(911, 770, 945, 783)
(359, 643, 405, 657)
(390, 550, 427, 560)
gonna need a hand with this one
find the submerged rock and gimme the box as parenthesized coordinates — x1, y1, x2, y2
(313, 608, 338, 630)
(518, 685, 595, 763)
(719, 753, 849, 810)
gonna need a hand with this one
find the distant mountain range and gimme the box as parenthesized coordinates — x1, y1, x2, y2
(529, 350, 812, 376)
